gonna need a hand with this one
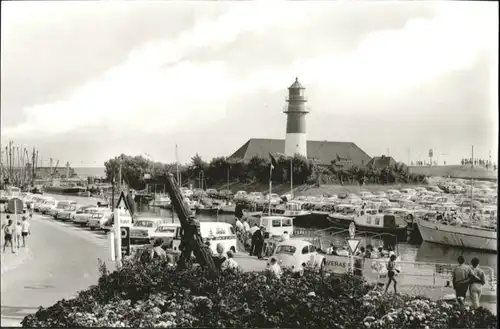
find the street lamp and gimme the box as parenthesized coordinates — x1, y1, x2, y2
(276, 153, 293, 199)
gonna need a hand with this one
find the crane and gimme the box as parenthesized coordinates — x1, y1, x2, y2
(51, 160, 60, 179)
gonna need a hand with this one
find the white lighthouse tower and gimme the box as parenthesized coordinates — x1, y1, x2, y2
(284, 77, 309, 158)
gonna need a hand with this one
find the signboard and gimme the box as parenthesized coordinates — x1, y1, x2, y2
(347, 239, 361, 254)
(348, 222, 355, 239)
(8, 197, 24, 214)
(323, 255, 351, 274)
(121, 226, 131, 256)
(429, 149, 433, 158)
(144, 173, 151, 179)
(115, 191, 135, 215)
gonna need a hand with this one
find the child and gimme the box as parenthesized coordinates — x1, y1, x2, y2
(385, 254, 400, 294)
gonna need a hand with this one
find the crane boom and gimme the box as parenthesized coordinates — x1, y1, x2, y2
(51, 160, 59, 178)
(163, 173, 218, 278)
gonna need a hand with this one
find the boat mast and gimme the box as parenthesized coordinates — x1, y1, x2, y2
(175, 144, 180, 186)
(470, 145, 474, 221)
(269, 162, 272, 216)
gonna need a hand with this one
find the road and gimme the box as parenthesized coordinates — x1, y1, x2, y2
(1, 214, 115, 326)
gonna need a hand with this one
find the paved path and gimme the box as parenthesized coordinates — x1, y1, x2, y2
(1, 214, 114, 327)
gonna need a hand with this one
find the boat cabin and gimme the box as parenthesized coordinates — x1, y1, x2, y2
(259, 216, 293, 238)
(333, 204, 360, 215)
(283, 201, 310, 216)
(354, 212, 399, 229)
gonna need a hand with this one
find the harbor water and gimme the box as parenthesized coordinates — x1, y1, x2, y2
(47, 193, 497, 277)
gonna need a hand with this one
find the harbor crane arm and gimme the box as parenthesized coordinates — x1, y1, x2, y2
(51, 160, 60, 178)
(163, 173, 218, 278)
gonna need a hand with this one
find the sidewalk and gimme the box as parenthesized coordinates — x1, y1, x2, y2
(1, 247, 32, 275)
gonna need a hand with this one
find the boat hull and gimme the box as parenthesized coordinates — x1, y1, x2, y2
(328, 215, 407, 238)
(44, 186, 87, 195)
(416, 219, 497, 252)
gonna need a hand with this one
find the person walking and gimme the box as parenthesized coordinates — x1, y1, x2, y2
(452, 256, 472, 304)
(252, 226, 265, 259)
(385, 254, 400, 294)
(3, 219, 15, 253)
(469, 257, 486, 309)
(15, 221, 22, 248)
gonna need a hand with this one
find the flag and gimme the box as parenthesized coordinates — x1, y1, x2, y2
(269, 153, 278, 170)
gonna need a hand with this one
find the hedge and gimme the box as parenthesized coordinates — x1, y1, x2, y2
(22, 258, 497, 328)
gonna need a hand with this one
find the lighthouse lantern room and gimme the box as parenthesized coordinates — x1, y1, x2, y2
(284, 77, 309, 158)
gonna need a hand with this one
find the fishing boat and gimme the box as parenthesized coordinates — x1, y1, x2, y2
(416, 217, 497, 252)
(149, 193, 171, 207)
(328, 205, 407, 237)
(219, 202, 236, 214)
(416, 147, 498, 253)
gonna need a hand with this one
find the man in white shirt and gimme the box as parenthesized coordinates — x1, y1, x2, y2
(221, 250, 240, 272)
(249, 223, 259, 235)
(267, 257, 282, 279)
(242, 217, 250, 232)
(235, 217, 244, 233)
(21, 216, 31, 247)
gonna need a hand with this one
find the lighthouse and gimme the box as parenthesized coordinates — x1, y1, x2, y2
(284, 77, 309, 158)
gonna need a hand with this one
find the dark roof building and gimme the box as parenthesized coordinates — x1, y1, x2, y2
(229, 138, 371, 167)
(366, 155, 397, 169)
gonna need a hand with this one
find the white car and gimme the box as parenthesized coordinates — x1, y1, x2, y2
(359, 191, 375, 200)
(87, 210, 113, 230)
(100, 209, 133, 232)
(372, 191, 387, 198)
(272, 239, 325, 276)
(56, 205, 84, 221)
(39, 199, 58, 214)
(73, 207, 104, 226)
(234, 191, 248, 201)
(265, 193, 282, 205)
(150, 223, 181, 247)
(248, 192, 264, 201)
(130, 218, 166, 244)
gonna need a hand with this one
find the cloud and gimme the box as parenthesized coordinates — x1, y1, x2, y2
(1, 1, 497, 165)
(1, 2, 318, 139)
(237, 2, 495, 99)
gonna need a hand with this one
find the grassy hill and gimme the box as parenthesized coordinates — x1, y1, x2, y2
(409, 165, 497, 181)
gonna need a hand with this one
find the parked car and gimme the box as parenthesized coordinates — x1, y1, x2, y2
(87, 210, 113, 230)
(206, 189, 218, 197)
(234, 190, 248, 201)
(248, 192, 264, 201)
(38, 199, 58, 214)
(56, 205, 87, 221)
(130, 217, 168, 245)
(73, 207, 105, 226)
(272, 239, 325, 276)
(150, 222, 181, 247)
(218, 189, 233, 199)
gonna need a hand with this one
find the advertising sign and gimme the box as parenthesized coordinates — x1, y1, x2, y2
(121, 226, 131, 256)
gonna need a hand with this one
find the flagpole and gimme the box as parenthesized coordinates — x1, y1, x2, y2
(269, 163, 272, 216)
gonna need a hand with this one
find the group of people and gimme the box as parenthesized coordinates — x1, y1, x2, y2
(234, 216, 268, 259)
(325, 243, 395, 260)
(460, 158, 496, 170)
(452, 256, 487, 308)
(2, 215, 31, 253)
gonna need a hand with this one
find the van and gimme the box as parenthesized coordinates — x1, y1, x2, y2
(172, 222, 237, 255)
(259, 216, 293, 238)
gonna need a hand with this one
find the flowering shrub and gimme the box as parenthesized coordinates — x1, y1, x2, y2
(21, 259, 497, 328)
(360, 291, 497, 329)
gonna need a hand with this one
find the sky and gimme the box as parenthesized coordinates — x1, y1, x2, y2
(1, 1, 498, 167)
